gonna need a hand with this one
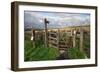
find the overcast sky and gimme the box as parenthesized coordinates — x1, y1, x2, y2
(24, 11, 90, 29)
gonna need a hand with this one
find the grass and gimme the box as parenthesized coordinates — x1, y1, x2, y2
(24, 39, 60, 61)
(68, 47, 86, 59)
(24, 30, 90, 61)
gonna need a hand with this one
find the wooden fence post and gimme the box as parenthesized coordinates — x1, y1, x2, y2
(44, 18, 49, 47)
(57, 29, 60, 48)
(32, 29, 35, 48)
(80, 27, 83, 51)
(73, 29, 76, 47)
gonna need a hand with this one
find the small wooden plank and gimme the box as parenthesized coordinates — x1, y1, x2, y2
(49, 36, 58, 40)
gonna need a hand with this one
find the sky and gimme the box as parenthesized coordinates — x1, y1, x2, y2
(24, 11, 90, 29)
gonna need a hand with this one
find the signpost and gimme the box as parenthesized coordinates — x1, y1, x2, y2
(44, 18, 49, 47)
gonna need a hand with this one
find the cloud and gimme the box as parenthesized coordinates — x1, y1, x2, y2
(24, 11, 90, 29)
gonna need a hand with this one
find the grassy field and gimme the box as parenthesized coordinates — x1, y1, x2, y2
(24, 29, 89, 61)
(24, 32, 60, 61)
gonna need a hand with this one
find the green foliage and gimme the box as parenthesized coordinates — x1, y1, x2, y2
(35, 39, 44, 47)
(24, 40, 60, 61)
(68, 48, 86, 59)
(24, 32, 31, 40)
(60, 32, 68, 41)
(75, 38, 80, 49)
(24, 40, 33, 51)
(83, 32, 90, 58)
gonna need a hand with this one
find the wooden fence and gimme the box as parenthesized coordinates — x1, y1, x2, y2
(48, 26, 90, 53)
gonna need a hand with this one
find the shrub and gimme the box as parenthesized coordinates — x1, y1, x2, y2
(68, 48, 86, 59)
(24, 39, 60, 61)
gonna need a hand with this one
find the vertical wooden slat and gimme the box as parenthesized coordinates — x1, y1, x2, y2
(80, 27, 83, 51)
(45, 20, 48, 47)
(57, 29, 60, 48)
(32, 29, 35, 48)
(73, 29, 76, 47)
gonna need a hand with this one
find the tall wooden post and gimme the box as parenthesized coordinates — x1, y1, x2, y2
(80, 27, 83, 51)
(44, 18, 49, 47)
(73, 29, 76, 47)
(57, 29, 60, 48)
(32, 29, 35, 48)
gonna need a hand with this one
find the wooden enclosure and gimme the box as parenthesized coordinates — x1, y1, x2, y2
(30, 25, 90, 58)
